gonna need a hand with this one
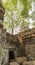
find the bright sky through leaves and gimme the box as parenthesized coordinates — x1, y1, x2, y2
(2, 0, 35, 34)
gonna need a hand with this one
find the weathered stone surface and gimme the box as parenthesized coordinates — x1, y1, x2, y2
(0, 26, 35, 65)
(25, 44, 35, 60)
(23, 61, 35, 65)
(15, 57, 27, 63)
(0, 43, 9, 65)
(9, 61, 19, 65)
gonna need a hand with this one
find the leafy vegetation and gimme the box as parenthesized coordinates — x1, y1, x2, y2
(2, 0, 33, 34)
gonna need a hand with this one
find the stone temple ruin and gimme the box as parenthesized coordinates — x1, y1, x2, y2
(0, 2, 35, 65)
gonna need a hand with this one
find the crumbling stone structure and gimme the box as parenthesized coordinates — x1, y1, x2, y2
(17, 28, 35, 61)
(0, 1, 35, 65)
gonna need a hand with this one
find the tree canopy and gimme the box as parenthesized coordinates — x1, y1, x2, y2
(2, 0, 34, 34)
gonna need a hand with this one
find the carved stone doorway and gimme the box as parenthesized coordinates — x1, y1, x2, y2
(9, 51, 15, 62)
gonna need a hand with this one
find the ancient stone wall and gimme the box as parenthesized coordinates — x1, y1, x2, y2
(17, 28, 35, 61)
(0, 28, 9, 65)
(0, 27, 35, 65)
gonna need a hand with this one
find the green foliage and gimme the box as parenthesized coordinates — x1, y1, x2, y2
(3, 0, 17, 10)
(2, 0, 32, 34)
(20, 0, 32, 17)
(24, 21, 30, 27)
(3, 0, 32, 18)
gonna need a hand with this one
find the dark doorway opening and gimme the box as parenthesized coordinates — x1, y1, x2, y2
(9, 51, 15, 62)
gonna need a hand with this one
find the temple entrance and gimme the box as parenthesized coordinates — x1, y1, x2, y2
(9, 51, 15, 62)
